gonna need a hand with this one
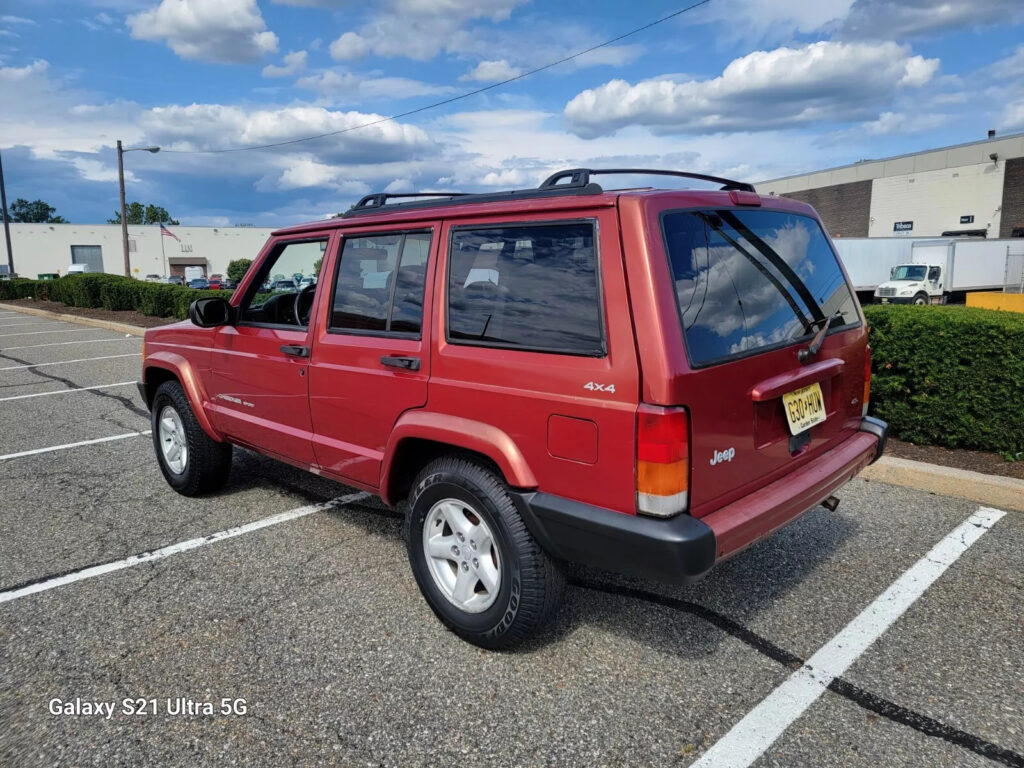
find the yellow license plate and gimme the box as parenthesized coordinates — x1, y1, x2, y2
(782, 382, 826, 435)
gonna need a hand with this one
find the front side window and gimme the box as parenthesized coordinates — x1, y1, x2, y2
(663, 209, 859, 366)
(447, 222, 603, 356)
(330, 231, 432, 335)
(240, 239, 326, 327)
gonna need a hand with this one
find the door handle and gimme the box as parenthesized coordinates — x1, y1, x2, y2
(380, 355, 420, 371)
(280, 345, 310, 358)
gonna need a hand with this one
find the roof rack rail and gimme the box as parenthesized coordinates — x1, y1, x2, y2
(339, 167, 755, 218)
(539, 168, 756, 193)
(346, 191, 470, 214)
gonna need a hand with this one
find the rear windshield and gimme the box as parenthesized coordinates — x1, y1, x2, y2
(663, 209, 859, 367)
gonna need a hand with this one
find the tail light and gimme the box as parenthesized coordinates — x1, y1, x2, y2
(636, 404, 689, 517)
(863, 345, 871, 417)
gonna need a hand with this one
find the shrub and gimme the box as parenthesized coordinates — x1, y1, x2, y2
(865, 304, 1024, 454)
(0, 274, 233, 321)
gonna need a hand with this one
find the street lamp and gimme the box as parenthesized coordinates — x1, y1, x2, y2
(117, 141, 160, 277)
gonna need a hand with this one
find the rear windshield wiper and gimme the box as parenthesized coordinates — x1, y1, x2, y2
(799, 312, 844, 362)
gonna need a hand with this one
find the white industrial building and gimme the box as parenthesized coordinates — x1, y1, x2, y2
(0, 223, 274, 279)
(761, 131, 1024, 240)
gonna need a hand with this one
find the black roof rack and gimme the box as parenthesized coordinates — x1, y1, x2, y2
(340, 167, 755, 218)
(539, 168, 756, 193)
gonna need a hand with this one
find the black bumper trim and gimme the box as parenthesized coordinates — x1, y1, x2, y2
(510, 491, 716, 585)
(859, 416, 888, 463)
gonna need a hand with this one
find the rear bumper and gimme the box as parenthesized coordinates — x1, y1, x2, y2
(512, 417, 887, 584)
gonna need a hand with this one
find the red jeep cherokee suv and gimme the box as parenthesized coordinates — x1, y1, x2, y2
(138, 169, 887, 648)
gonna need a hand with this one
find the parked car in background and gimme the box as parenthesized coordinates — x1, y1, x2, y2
(139, 167, 887, 649)
(188, 278, 209, 289)
(167, 275, 184, 285)
(145, 274, 162, 283)
(268, 279, 298, 292)
(209, 273, 224, 281)
(208, 278, 223, 290)
(298, 276, 316, 290)
(67, 264, 91, 274)
(221, 278, 237, 290)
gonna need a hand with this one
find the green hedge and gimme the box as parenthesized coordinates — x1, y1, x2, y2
(0, 274, 232, 321)
(865, 304, 1024, 454)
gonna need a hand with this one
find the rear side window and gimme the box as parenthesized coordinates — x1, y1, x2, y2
(663, 209, 859, 366)
(447, 222, 603, 356)
(330, 231, 432, 335)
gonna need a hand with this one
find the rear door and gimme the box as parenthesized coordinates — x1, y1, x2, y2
(307, 226, 436, 488)
(656, 205, 865, 518)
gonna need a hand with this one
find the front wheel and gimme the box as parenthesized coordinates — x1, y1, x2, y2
(913, 292, 930, 305)
(404, 456, 564, 649)
(151, 380, 232, 496)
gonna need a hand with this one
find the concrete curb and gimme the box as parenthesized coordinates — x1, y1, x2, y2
(0, 302, 148, 337)
(860, 456, 1024, 512)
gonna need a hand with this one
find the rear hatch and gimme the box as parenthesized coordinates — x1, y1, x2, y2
(659, 205, 866, 519)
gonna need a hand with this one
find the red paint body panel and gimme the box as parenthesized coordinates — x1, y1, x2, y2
(141, 185, 880, 583)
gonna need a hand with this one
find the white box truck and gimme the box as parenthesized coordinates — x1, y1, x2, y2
(873, 239, 1023, 305)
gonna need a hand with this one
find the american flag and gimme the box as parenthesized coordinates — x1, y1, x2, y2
(159, 223, 181, 242)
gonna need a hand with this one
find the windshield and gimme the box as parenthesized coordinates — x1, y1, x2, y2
(891, 265, 927, 281)
(663, 209, 859, 366)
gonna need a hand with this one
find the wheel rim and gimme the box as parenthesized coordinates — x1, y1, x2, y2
(422, 498, 501, 613)
(158, 405, 188, 475)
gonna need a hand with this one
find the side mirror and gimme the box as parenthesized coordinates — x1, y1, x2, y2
(189, 297, 232, 328)
(889, 268, 896, 278)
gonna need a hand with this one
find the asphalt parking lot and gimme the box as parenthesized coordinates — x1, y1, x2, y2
(1, 309, 1021, 768)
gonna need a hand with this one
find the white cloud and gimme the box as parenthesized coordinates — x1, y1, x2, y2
(0, 15, 37, 25)
(328, 0, 526, 62)
(564, 41, 940, 138)
(990, 45, 1024, 80)
(0, 59, 49, 81)
(262, 50, 307, 78)
(1000, 101, 1024, 132)
(128, 0, 279, 63)
(694, 0, 853, 42)
(383, 178, 413, 192)
(460, 59, 521, 83)
(295, 70, 455, 100)
(841, 0, 1024, 39)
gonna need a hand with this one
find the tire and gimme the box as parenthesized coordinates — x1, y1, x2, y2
(404, 456, 564, 649)
(151, 380, 232, 496)
(913, 292, 930, 305)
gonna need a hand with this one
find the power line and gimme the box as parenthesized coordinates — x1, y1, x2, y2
(161, 0, 713, 155)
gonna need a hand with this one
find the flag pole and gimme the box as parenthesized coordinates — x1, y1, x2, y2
(159, 225, 167, 277)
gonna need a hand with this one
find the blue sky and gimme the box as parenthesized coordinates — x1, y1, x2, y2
(1, 0, 1022, 227)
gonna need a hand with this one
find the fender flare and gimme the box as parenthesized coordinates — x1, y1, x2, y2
(381, 411, 537, 505)
(143, 351, 224, 442)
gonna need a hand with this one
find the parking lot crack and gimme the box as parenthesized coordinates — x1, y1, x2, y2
(571, 577, 1024, 768)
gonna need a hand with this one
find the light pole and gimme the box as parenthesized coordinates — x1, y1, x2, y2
(0, 149, 13, 277)
(117, 141, 160, 277)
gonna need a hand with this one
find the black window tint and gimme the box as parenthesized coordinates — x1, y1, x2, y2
(664, 209, 859, 366)
(448, 222, 603, 355)
(389, 233, 431, 334)
(330, 231, 430, 334)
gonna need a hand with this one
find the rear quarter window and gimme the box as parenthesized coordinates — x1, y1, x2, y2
(663, 209, 859, 367)
(447, 221, 604, 356)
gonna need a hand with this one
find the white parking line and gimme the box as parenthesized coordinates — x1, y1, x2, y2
(0, 328, 97, 339)
(0, 382, 137, 402)
(0, 492, 371, 604)
(690, 506, 1007, 768)
(0, 353, 141, 371)
(0, 431, 151, 461)
(2, 337, 137, 351)
(0, 322, 69, 329)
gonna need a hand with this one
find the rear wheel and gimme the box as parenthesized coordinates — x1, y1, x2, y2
(151, 380, 232, 496)
(913, 292, 930, 305)
(404, 456, 564, 649)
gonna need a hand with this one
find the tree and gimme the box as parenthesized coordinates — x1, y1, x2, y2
(10, 198, 67, 223)
(226, 258, 253, 282)
(107, 201, 179, 225)
(313, 257, 323, 275)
